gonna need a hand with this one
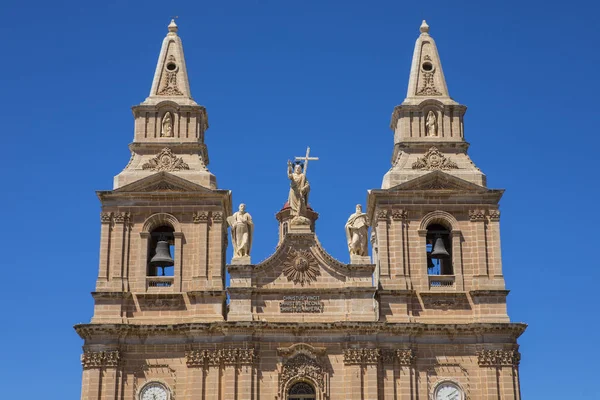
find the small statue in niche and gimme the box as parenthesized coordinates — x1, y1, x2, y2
(426, 110, 437, 137)
(227, 203, 254, 259)
(345, 204, 370, 257)
(161, 112, 173, 137)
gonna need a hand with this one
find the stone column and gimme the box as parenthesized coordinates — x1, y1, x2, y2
(222, 349, 238, 399)
(238, 349, 256, 400)
(362, 349, 380, 399)
(110, 213, 127, 284)
(205, 350, 222, 400)
(173, 232, 184, 291)
(193, 211, 209, 282)
(208, 212, 225, 289)
(450, 230, 464, 290)
(417, 229, 429, 290)
(96, 213, 112, 289)
(138, 232, 151, 292)
(469, 209, 488, 286)
(185, 350, 205, 400)
(375, 210, 390, 279)
(488, 210, 504, 279)
(477, 349, 521, 400)
(397, 349, 415, 400)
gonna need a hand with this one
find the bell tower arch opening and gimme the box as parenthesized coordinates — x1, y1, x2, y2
(426, 222, 453, 276)
(148, 225, 175, 278)
(288, 381, 316, 400)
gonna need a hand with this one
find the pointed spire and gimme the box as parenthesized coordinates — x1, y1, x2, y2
(405, 20, 453, 104)
(144, 19, 195, 105)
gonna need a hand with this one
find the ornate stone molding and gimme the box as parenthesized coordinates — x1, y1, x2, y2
(343, 348, 380, 365)
(158, 55, 184, 95)
(282, 248, 320, 286)
(142, 148, 189, 172)
(412, 147, 458, 171)
(81, 350, 121, 369)
(416, 56, 442, 96)
(113, 212, 130, 224)
(397, 349, 415, 366)
(193, 211, 208, 223)
(391, 209, 408, 221)
(376, 209, 389, 221)
(185, 348, 257, 367)
(212, 212, 223, 223)
(469, 209, 486, 222)
(488, 209, 501, 221)
(279, 354, 326, 396)
(100, 212, 112, 224)
(477, 349, 521, 367)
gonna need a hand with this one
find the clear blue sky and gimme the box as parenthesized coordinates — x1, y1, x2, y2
(1, 0, 597, 398)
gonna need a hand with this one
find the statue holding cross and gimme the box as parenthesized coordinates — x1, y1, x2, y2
(287, 147, 319, 225)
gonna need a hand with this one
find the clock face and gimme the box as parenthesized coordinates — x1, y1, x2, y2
(435, 382, 462, 400)
(140, 383, 168, 400)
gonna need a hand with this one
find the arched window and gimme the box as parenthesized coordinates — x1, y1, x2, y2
(147, 225, 175, 280)
(288, 382, 316, 400)
(426, 223, 453, 276)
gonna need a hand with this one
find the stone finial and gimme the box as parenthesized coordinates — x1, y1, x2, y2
(168, 19, 178, 33)
(420, 20, 430, 34)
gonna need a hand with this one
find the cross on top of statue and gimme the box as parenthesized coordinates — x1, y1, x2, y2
(294, 147, 319, 177)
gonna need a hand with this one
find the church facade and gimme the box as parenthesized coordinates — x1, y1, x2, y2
(75, 20, 525, 400)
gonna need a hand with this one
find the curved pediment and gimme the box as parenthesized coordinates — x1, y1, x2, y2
(250, 232, 374, 288)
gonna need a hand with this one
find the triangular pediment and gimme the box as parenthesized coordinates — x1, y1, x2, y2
(388, 171, 488, 192)
(112, 172, 214, 193)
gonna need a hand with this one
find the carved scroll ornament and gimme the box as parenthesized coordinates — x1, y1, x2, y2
(412, 147, 458, 171)
(142, 148, 189, 172)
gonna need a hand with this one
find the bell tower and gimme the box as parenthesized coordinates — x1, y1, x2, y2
(368, 21, 524, 398)
(78, 21, 231, 400)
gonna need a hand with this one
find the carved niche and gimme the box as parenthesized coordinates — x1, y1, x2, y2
(142, 148, 189, 172)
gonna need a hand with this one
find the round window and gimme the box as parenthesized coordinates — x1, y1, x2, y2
(166, 63, 177, 71)
(422, 61, 434, 72)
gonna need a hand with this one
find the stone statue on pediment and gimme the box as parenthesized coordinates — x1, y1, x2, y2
(345, 204, 370, 257)
(287, 160, 311, 225)
(227, 203, 253, 262)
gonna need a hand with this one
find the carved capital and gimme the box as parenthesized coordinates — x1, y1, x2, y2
(477, 349, 520, 367)
(81, 350, 121, 369)
(193, 211, 208, 223)
(100, 212, 112, 224)
(489, 209, 501, 221)
(469, 209, 486, 222)
(113, 212, 130, 224)
(376, 209, 389, 221)
(396, 349, 415, 366)
(212, 212, 223, 223)
(343, 348, 380, 365)
(206, 350, 222, 366)
(185, 350, 206, 367)
(391, 209, 408, 221)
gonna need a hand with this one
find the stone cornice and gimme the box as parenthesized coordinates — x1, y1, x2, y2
(227, 287, 377, 294)
(75, 322, 527, 341)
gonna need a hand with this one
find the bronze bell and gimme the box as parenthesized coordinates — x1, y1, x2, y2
(150, 240, 175, 267)
(430, 236, 450, 258)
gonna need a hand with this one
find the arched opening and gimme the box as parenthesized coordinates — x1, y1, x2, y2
(288, 382, 316, 400)
(426, 223, 453, 277)
(147, 225, 175, 280)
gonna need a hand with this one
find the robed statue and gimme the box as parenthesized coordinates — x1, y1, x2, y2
(426, 110, 437, 137)
(345, 204, 370, 257)
(287, 160, 310, 223)
(161, 112, 173, 137)
(227, 203, 254, 258)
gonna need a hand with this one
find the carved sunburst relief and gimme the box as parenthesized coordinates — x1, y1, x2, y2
(282, 249, 320, 286)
